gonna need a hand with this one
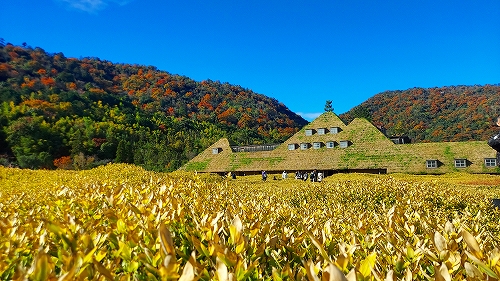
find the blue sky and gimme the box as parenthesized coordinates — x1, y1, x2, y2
(2, 0, 499, 120)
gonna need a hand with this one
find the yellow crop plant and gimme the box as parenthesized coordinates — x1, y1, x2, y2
(1, 164, 500, 280)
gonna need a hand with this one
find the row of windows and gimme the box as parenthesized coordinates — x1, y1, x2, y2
(305, 127, 342, 136)
(215, 146, 497, 169)
(288, 141, 351, 150)
(230, 144, 279, 153)
(214, 140, 352, 154)
(426, 158, 497, 168)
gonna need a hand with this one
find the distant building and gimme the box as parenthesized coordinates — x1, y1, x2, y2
(181, 112, 498, 176)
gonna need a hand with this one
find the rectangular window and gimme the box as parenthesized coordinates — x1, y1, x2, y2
(426, 160, 437, 168)
(330, 127, 339, 134)
(288, 144, 296, 150)
(305, 129, 313, 136)
(326, 141, 335, 148)
(313, 142, 322, 149)
(317, 128, 326, 135)
(300, 143, 309, 150)
(485, 158, 497, 167)
(212, 148, 220, 154)
(339, 140, 349, 148)
(454, 159, 467, 168)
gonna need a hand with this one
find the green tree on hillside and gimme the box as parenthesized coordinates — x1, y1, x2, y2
(324, 100, 333, 112)
(351, 105, 372, 121)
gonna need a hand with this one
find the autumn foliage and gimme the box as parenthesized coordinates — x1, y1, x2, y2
(341, 85, 500, 143)
(53, 156, 72, 169)
(0, 42, 306, 171)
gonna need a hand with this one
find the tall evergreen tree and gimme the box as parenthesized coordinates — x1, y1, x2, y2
(324, 100, 333, 112)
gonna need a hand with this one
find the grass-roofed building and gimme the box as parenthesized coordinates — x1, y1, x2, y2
(181, 112, 499, 176)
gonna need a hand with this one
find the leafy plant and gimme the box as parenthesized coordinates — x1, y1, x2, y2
(1, 164, 500, 280)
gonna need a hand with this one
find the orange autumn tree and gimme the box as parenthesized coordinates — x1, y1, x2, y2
(53, 156, 72, 170)
(198, 93, 213, 111)
(40, 77, 56, 87)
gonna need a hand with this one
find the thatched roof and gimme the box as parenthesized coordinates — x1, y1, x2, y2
(181, 112, 498, 174)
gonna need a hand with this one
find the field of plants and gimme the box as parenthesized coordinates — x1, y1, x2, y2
(1, 164, 500, 280)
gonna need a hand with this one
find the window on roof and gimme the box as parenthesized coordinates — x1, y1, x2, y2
(288, 144, 297, 150)
(300, 143, 309, 150)
(326, 141, 335, 148)
(313, 142, 322, 149)
(454, 159, 467, 168)
(485, 158, 497, 167)
(426, 160, 438, 168)
(330, 127, 341, 134)
(212, 148, 221, 154)
(317, 128, 327, 135)
(339, 140, 350, 148)
(305, 129, 313, 136)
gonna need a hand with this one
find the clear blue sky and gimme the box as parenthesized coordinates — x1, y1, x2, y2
(2, 0, 499, 120)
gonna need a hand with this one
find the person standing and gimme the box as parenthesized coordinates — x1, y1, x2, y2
(317, 172, 323, 182)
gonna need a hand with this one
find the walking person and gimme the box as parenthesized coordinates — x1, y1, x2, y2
(262, 170, 267, 181)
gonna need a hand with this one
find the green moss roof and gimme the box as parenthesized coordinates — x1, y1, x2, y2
(180, 112, 498, 174)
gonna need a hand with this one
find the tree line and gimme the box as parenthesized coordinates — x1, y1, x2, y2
(341, 85, 500, 143)
(0, 42, 307, 170)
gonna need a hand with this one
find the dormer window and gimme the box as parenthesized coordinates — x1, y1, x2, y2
(330, 127, 341, 134)
(454, 159, 467, 168)
(305, 129, 314, 136)
(339, 140, 350, 148)
(212, 148, 221, 154)
(317, 128, 327, 135)
(426, 160, 438, 168)
(326, 141, 335, 148)
(288, 143, 297, 150)
(313, 142, 322, 149)
(485, 158, 497, 167)
(300, 143, 310, 150)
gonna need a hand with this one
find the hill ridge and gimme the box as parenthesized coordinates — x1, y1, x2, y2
(0, 43, 307, 170)
(340, 84, 500, 143)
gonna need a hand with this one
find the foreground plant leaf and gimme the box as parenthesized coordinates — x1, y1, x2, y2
(2, 165, 500, 280)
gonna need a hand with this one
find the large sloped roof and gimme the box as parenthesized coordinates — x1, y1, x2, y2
(181, 112, 497, 174)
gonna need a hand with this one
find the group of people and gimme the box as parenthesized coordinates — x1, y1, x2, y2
(294, 170, 322, 182)
(260, 170, 322, 181)
(225, 171, 237, 179)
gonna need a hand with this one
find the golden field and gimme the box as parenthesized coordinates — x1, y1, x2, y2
(1, 164, 500, 280)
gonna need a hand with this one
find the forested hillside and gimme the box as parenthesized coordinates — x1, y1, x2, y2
(341, 85, 500, 143)
(0, 43, 307, 170)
